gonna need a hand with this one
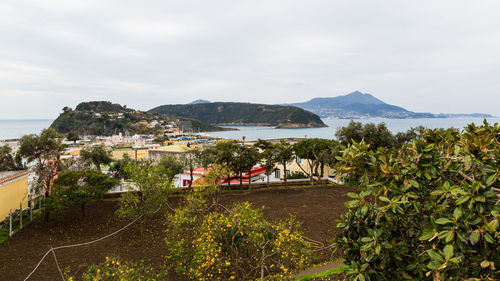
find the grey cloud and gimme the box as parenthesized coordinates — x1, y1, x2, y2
(0, 0, 499, 118)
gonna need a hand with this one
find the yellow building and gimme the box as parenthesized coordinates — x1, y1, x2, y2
(111, 147, 149, 161)
(0, 170, 30, 221)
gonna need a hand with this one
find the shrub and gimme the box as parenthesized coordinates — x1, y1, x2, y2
(168, 202, 311, 281)
(166, 166, 312, 280)
(68, 256, 165, 281)
(336, 121, 499, 280)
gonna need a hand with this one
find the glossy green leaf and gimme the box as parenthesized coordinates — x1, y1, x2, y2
(443, 244, 453, 259)
(435, 218, 452, 224)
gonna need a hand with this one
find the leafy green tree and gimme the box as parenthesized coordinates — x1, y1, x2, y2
(159, 155, 185, 182)
(294, 138, 338, 184)
(213, 141, 237, 186)
(231, 145, 247, 186)
(111, 154, 133, 180)
(230, 145, 261, 187)
(394, 126, 425, 147)
(18, 128, 65, 222)
(334, 120, 363, 145)
(117, 159, 174, 237)
(255, 139, 277, 187)
(80, 145, 112, 172)
(0, 145, 22, 171)
(51, 170, 117, 219)
(196, 146, 215, 169)
(336, 121, 499, 280)
(181, 150, 200, 188)
(19, 129, 64, 187)
(335, 121, 395, 149)
(241, 145, 261, 189)
(66, 131, 79, 144)
(274, 140, 295, 188)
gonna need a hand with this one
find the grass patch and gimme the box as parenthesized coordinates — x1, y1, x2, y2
(294, 265, 349, 281)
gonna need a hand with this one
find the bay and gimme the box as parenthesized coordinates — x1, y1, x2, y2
(206, 117, 500, 141)
(1, 117, 499, 142)
(0, 119, 53, 140)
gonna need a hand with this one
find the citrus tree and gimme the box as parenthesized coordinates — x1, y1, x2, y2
(166, 166, 312, 281)
(336, 121, 499, 280)
(67, 256, 166, 281)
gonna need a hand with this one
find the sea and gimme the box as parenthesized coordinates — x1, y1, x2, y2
(0, 117, 499, 141)
(0, 119, 54, 140)
(206, 117, 500, 141)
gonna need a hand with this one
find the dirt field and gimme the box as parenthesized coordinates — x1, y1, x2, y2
(0, 184, 355, 281)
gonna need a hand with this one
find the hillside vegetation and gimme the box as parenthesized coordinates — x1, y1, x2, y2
(50, 101, 226, 136)
(148, 102, 327, 128)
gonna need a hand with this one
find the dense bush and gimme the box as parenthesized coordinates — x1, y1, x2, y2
(168, 202, 311, 281)
(336, 121, 499, 280)
(166, 166, 312, 281)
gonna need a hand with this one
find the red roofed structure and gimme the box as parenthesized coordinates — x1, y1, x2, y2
(174, 166, 277, 187)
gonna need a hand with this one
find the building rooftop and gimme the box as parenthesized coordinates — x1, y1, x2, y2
(0, 170, 30, 185)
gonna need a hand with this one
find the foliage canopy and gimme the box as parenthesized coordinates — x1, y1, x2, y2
(336, 121, 499, 280)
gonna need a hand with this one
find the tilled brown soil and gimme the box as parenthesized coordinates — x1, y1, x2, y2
(0, 184, 354, 281)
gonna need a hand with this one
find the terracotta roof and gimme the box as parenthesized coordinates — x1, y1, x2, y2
(0, 170, 30, 185)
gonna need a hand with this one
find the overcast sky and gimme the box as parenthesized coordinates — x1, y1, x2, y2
(1, 0, 499, 119)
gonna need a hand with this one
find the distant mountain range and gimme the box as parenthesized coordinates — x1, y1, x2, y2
(149, 102, 326, 128)
(288, 91, 495, 119)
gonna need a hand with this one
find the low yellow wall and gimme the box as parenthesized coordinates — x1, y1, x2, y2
(112, 149, 134, 160)
(0, 176, 29, 220)
(136, 149, 148, 160)
(112, 149, 149, 161)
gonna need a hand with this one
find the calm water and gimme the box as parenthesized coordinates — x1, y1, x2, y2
(207, 117, 500, 141)
(1, 118, 499, 141)
(0, 119, 53, 140)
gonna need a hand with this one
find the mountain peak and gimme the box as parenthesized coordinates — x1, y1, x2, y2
(288, 91, 435, 119)
(341, 91, 385, 104)
(189, 99, 210, 104)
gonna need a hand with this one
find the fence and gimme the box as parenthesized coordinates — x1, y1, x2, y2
(0, 194, 43, 240)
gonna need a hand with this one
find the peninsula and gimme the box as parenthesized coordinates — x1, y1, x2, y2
(50, 101, 229, 136)
(148, 102, 327, 128)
